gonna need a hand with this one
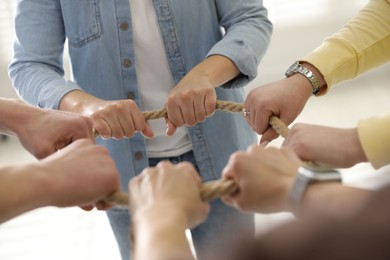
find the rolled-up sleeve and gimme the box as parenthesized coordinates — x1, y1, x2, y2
(358, 113, 390, 169)
(302, 0, 390, 95)
(8, 0, 82, 109)
(207, 0, 273, 88)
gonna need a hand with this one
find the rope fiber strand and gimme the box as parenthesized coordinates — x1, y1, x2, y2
(102, 100, 290, 207)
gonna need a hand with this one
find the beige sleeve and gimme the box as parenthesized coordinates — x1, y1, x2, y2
(357, 114, 390, 169)
(302, 0, 390, 95)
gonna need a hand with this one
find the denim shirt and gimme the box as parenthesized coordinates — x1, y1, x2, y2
(10, 0, 272, 190)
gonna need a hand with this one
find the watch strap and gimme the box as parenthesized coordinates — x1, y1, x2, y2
(288, 167, 312, 216)
(286, 62, 322, 95)
(288, 166, 342, 216)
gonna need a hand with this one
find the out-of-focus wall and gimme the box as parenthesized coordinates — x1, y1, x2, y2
(0, 0, 382, 99)
(250, 0, 373, 88)
(0, 0, 16, 98)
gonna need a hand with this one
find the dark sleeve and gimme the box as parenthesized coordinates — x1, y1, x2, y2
(225, 185, 390, 260)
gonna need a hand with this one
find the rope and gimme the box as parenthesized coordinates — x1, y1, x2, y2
(104, 179, 239, 207)
(101, 100, 289, 207)
(93, 100, 245, 137)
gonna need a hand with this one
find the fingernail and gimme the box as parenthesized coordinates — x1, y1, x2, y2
(260, 141, 269, 147)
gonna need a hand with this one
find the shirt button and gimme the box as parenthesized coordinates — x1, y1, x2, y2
(127, 91, 135, 100)
(134, 151, 143, 161)
(123, 59, 132, 68)
(120, 22, 129, 31)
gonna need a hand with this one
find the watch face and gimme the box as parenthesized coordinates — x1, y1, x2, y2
(285, 61, 300, 77)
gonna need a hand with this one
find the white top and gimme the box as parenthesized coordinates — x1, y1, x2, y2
(129, 0, 193, 157)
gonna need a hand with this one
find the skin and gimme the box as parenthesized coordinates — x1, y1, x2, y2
(129, 161, 209, 260)
(221, 144, 373, 219)
(165, 55, 239, 136)
(59, 55, 239, 139)
(59, 91, 154, 139)
(243, 62, 368, 169)
(125, 145, 374, 260)
(283, 123, 368, 168)
(221, 144, 301, 213)
(243, 62, 325, 144)
(0, 98, 121, 222)
(0, 98, 95, 158)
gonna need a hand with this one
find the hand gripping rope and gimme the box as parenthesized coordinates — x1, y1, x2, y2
(99, 100, 291, 207)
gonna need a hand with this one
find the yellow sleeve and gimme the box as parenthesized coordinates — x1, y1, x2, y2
(302, 0, 390, 95)
(357, 114, 390, 169)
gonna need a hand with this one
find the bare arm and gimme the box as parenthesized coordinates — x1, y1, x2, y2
(0, 139, 120, 224)
(302, 182, 373, 219)
(221, 144, 374, 219)
(129, 162, 209, 260)
(0, 97, 94, 158)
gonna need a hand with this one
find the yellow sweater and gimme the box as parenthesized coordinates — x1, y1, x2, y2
(302, 0, 390, 169)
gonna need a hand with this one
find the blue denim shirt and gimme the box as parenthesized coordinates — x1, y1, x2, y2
(10, 0, 272, 190)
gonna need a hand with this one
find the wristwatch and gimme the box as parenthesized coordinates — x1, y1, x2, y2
(288, 165, 342, 215)
(285, 61, 322, 95)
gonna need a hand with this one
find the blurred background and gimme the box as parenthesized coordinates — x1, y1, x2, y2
(1, 0, 390, 259)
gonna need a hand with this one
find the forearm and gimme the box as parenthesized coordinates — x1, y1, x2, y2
(59, 90, 99, 114)
(0, 164, 50, 223)
(0, 98, 37, 136)
(302, 182, 373, 219)
(133, 208, 194, 260)
(188, 55, 240, 88)
(209, 0, 272, 86)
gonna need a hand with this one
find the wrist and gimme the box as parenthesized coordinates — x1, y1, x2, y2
(285, 74, 313, 100)
(285, 61, 326, 96)
(59, 90, 94, 114)
(300, 62, 327, 89)
(349, 128, 368, 164)
(288, 166, 341, 216)
(0, 99, 35, 136)
(14, 163, 52, 208)
(132, 204, 194, 260)
(194, 55, 239, 88)
(133, 204, 189, 230)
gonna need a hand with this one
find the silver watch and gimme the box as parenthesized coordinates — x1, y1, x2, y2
(288, 165, 341, 215)
(285, 61, 322, 95)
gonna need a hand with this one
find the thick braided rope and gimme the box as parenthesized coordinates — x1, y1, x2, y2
(142, 100, 245, 120)
(102, 100, 288, 207)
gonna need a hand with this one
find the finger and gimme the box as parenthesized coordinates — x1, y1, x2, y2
(99, 110, 125, 138)
(115, 106, 135, 138)
(166, 101, 185, 128)
(156, 160, 174, 168)
(259, 140, 269, 147)
(131, 110, 148, 134)
(93, 117, 112, 139)
(259, 127, 279, 143)
(193, 97, 207, 123)
(140, 122, 154, 139)
(204, 91, 216, 117)
(180, 101, 197, 126)
(95, 200, 112, 210)
(80, 205, 94, 211)
(221, 195, 234, 207)
(243, 99, 252, 126)
(178, 162, 201, 184)
(254, 110, 275, 135)
(165, 119, 177, 136)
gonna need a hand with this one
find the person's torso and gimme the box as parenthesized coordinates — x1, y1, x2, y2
(129, 0, 192, 157)
(59, 0, 256, 183)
